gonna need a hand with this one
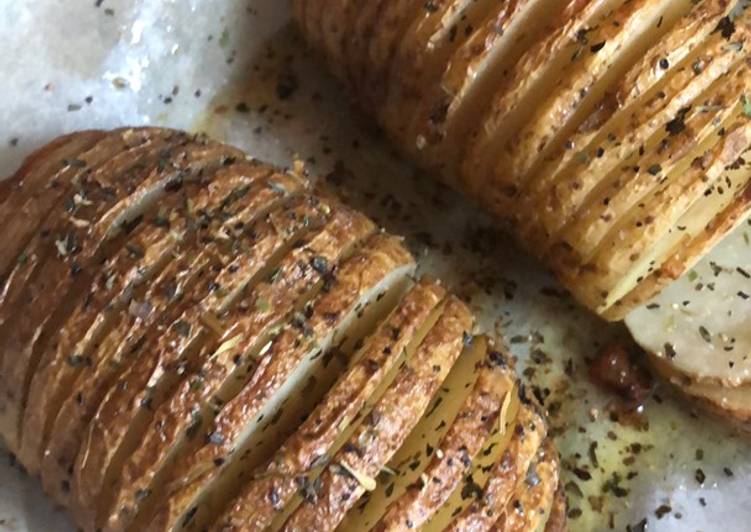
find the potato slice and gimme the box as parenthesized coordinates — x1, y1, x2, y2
(646, 349, 751, 431)
(68, 195, 332, 529)
(626, 217, 751, 386)
(99, 206, 377, 532)
(380, 0, 499, 142)
(605, 136, 751, 319)
(209, 278, 445, 531)
(560, 69, 746, 260)
(437, 397, 547, 532)
(496, 438, 561, 532)
(578, 114, 751, 313)
(39, 172, 305, 506)
(0, 128, 122, 280)
(366, 341, 516, 531)
(138, 234, 415, 532)
(0, 133, 231, 451)
(490, 0, 695, 192)
(19, 163, 281, 476)
(421, 388, 521, 530)
(519, 0, 737, 245)
(279, 296, 473, 531)
(461, 0, 625, 196)
(408, 0, 569, 179)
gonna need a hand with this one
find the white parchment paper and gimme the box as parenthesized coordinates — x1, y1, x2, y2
(1, 1, 751, 530)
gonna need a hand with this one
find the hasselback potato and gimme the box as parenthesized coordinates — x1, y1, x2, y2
(293, 0, 751, 431)
(0, 127, 563, 531)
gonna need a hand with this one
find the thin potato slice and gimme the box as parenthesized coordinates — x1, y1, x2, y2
(339, 334, 493, 531)
(626, 218, 751, 386)
(408, 0, 569, 179)
(461, 0, 624, 196)
(141, 234, 415, 532)
(490, 0, 695, 194)
(496, 438, 561, 532)
(279, 296, 473, 531)
(380, 0, 499, 142)
(19, 163, 280, 476)
(101, 206, 377, 532)
(39, 173, 304, 505)
(574, 114, 751, 313)
(562, 67, 748, 259)
(70, 195, 331, 529)
(211, 279, 446, 532)
(0, 133, 222, 451)
(370, 344, 516, 531)
(524, 8, 751, 251)
(441, 398, 547, 532)
(0, 129, 119, 280)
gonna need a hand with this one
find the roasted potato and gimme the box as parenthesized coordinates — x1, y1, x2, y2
(0, 128, 563, 532)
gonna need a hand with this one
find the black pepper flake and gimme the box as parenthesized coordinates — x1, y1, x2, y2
(698, 326, 712, 343)
(590, 41, 606, 53)
(714, 16, 736, 40)
(655, 504, 671, 519)
(695, 468, 706, 484)
(666, 107, 690, 136)
(235, 102, 250, 113)
(647, 164, 662, 176)
(310, 255, 329, 275)
(664, 342, 677, 359)
(208, 431, 224, 445)
(572, 467, 591, 481)
(173, 320, 191, 337)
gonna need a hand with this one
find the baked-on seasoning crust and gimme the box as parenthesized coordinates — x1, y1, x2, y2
(0, 128, 563, 532)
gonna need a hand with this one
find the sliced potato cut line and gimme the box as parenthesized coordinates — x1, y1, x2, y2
(138, 234, 415, 532)
(496, 0, 695, 189)
(210, 280, 447, 532)
(592, 113, 751, 311)
(280, 296, 472, 531)
(564, 71, 747, 259)
(73, 198, 331, 529)
(40, 177, 303, 506)
(21, 167, 283, 476)
(461, 0, 626, 195)
(103, 209, 376, 532)
(340, 334, 491, 531)
(522, 0, 736, 215)
(0, 135, 211, 451)
(420, 386, 522, 531)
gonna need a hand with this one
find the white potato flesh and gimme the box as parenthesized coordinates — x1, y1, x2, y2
(627, 217, 751, 386)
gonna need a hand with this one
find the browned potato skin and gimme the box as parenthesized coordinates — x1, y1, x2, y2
(281, 296, 474, 531)
(373, 356, 515, 532)
(293, 0, 751, 321)
(1, 128, 563, 532)
(213, 279, 446, 531)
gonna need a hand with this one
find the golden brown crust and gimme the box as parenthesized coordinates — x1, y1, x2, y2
(0, 129, 108, 279)
(101, 205, 377, 532)
(143, 233, 415, 532)
(518, 0, 736, 246)
(39, 170, 305, 507)
(69, 195, 333, 529)
(373, 356, 515, 531)
(0, 129, 203, 451)
(444, 399, 547, 532)
(497, 438, 561, 532)
(281, 296, 473, 531)
(20, 162, 281, 477)
(1, 129, 562, 532)
(213, 278, 446, 531)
